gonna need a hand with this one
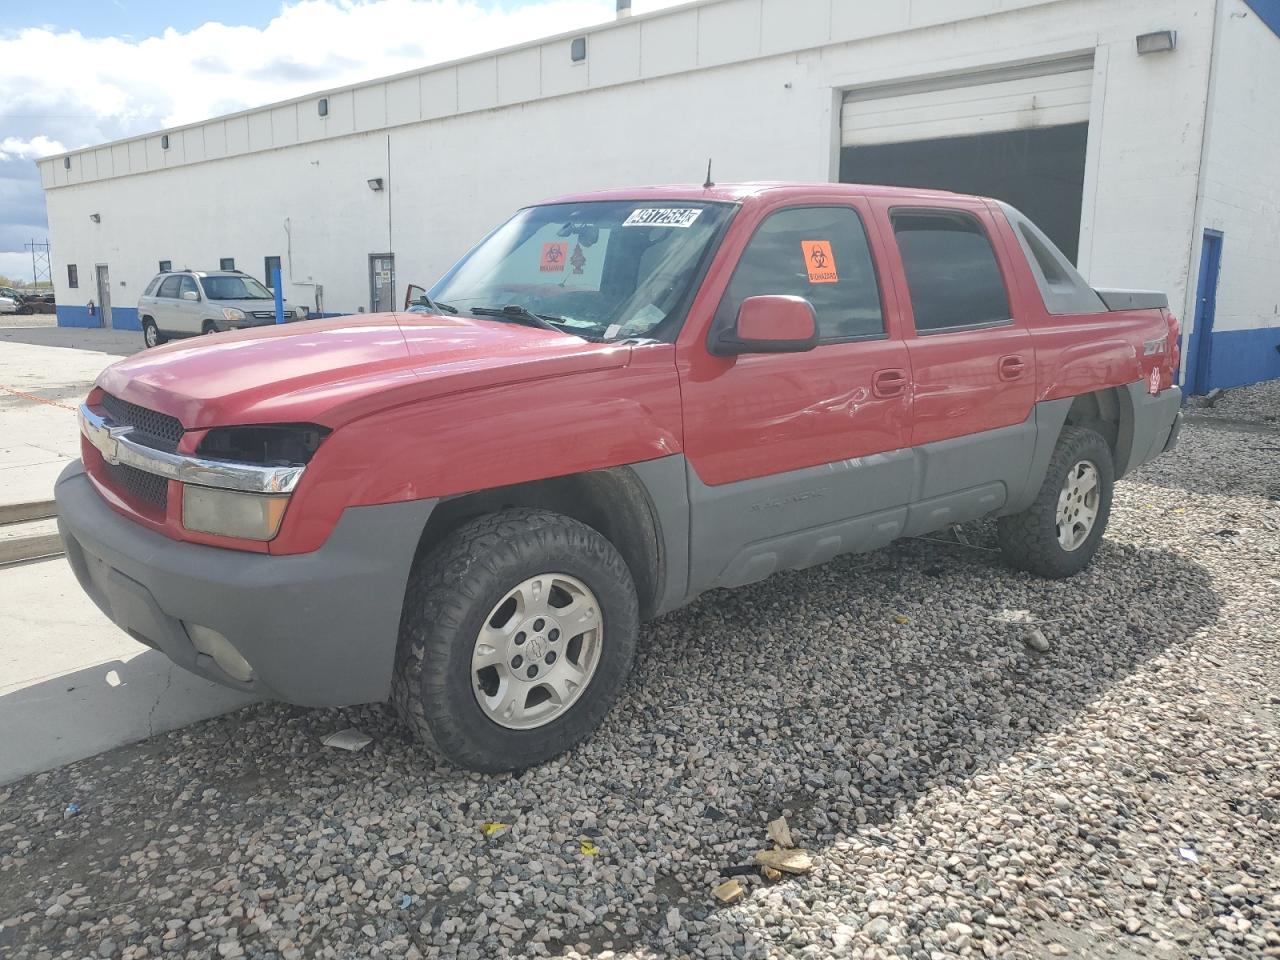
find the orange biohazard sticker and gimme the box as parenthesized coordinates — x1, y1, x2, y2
(540, 241, 568, 273)
(801, 240, 838, 284)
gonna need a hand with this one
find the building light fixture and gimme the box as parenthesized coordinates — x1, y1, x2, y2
(1136, 30, 1177, 55)
(367, 177, 385, 191)
(570, 37, 586, 62)
(318, 97, 329, 117)
(63, 156, 71, 170)
(89, 213, 101, 223)
(161, 134, 170, 149)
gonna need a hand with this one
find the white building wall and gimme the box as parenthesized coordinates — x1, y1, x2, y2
(1189, 0, 1280, 388)
(40, 0, 1218, 334)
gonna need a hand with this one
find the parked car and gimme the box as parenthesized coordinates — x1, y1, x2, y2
(136, 270, 300, 347)
(56, 183, 1182, 772)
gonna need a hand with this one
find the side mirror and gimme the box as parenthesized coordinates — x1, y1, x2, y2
(711, 295, 818, 356)
(182, 290, 199, 302)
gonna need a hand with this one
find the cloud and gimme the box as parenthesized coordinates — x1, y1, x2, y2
(0, 0, 680, 263)
(0, 135, 68, 162)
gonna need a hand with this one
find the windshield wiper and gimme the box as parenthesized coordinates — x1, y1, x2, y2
(415, 294, 458, 314)
(469, 304, 570, 334)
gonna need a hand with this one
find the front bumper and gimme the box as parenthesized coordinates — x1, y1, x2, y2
(55, 461, 436, 706)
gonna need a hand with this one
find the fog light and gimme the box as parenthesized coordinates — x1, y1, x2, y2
(186, 623, 254, 682)
(182, 485, 289, 540)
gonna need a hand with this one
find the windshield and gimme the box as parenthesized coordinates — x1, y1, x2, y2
(429, 200, 734, 341)
(201, 275, 273, 300)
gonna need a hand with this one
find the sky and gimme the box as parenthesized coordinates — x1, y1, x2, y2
(0, 0, 678, 283)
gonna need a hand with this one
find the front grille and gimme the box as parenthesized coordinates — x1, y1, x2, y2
(101, 392, 183, 452)
(250, 310, 275, 320)
(106, 461, 168, 509)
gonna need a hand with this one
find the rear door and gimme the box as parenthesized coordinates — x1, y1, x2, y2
(677, 196, 915, 593)
(868, 198, 1036, 532)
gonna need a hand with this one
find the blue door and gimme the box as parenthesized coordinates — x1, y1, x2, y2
(1186, 230, 1223, 396)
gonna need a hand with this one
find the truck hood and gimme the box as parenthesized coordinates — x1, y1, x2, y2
(97, 312, 629, 429)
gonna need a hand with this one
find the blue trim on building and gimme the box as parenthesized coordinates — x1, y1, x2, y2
(1205, 326, 1280, 390)
(56, 305, 140, 331)
(1243, 0, 1280, 39)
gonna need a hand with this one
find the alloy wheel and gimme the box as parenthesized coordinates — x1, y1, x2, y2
(471, 573, 603, 730)
(1056, 459, 1100, 551)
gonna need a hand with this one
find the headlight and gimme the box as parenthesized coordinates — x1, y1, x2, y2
(222, 307, 246, 322)
(182, 486, 290, 540)
(197, 424, 329, 465)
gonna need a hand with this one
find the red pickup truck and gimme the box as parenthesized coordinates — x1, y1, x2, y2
(56, 183, 1182, 771)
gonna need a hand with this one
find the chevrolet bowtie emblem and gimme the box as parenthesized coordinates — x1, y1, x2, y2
(102, 424, 134, 465)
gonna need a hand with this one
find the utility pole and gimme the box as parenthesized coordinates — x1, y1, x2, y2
(25, 238, 51, 290)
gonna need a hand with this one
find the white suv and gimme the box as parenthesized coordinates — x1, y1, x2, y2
(136, 270, 300, 347)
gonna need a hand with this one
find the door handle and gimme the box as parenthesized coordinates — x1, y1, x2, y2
(998, 355, 1027, 381)
(872, 368, 908, 398)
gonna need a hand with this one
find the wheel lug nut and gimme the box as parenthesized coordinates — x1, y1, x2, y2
(549, 628, 560, 641)
(526, 665, 538, 679)
(514, 632, 526, 645)
(546, 651, 557, 664)
(512, 655, 523, 668)
(533, 618, 545, 632)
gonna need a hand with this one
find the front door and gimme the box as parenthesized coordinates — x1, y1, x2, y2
(1187, 230, 1223, 396)
(95, 264, 112, 329)
(868, 199, 1036, 533)
(369, 254, 395, 313)
(677, 198, 915, 594)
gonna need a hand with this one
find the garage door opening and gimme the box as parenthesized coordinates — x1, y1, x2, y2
(841, 124, 1089, 263)
(839, 57, 1093, 263)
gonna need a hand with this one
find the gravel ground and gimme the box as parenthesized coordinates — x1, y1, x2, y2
(2, 394, 1279, 960)
(1188, 380, 1280, 428)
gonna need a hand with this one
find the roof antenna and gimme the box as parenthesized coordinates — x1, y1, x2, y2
(703, 158, 714, 189)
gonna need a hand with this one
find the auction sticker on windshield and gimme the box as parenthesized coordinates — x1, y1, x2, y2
(623, 208, 703, 228)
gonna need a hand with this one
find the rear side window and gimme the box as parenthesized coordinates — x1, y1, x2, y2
(157, 275, 182, 298)
(718, 206, 884, 342)
(892, 211, 1010, 333)
(143, 276, 163, 296)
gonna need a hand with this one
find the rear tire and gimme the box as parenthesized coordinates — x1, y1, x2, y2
(392, 508, 638, 772)
(997, 426, 1114, 579)
(142, 318, 166, 347)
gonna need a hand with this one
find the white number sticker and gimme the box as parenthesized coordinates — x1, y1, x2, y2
(623, 208, 703, 228)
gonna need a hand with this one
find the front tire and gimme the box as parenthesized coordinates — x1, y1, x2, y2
(201, 320, 219, 335)
(142, 318, 166, 347)
(392, 508, 639, 772)
(997, 426, 1114, 579)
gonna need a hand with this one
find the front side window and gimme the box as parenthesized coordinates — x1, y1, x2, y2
(201, 275, 273, 300)
(178, 275, 199, 299)
(429, 200, 734, 341)
(891, 210, 1010, 333)
(716, 205, 884, 342)
(157, 275, 182, 298)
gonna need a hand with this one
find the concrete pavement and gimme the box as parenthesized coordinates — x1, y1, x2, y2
(0, 324, 256, 784)
(0, 559, 258, 784)
(0, 330, 137, 506)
